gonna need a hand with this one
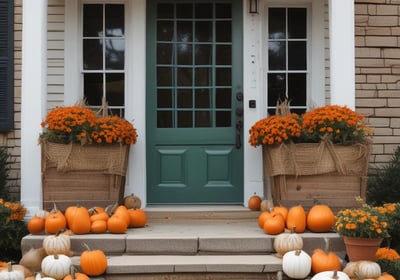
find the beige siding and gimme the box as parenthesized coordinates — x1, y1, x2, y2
(355, 0, 400, 169)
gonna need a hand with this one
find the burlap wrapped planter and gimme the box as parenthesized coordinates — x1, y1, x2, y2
(41, 141, 130, 210)
(263, 140, 371, 211)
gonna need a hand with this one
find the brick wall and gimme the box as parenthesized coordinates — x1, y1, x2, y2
(355, 0, 400, 169)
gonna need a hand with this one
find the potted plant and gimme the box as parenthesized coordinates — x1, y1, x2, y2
(40, 103, 138, 210)
(334, 198, 389, 261)
(249, 102, 372, 210)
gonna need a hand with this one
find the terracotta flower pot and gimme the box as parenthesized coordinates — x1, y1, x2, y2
(343, 236, 383, 262)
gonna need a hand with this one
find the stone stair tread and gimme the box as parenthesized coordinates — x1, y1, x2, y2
(71, 254, 283, 274)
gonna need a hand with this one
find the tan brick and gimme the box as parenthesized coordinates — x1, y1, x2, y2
(356, 98, 387, 107)
(383, 144, 399, 154)
(368, 15, 398, 26)
(366, 27, 392, 35)
(355, 0, 385, 3)
(376, 5, 399, 15)
(355, 36, 366, 47)
(391, 67, 400, 74)
(369, 117, 390, 127)
(384, 59, 400, 67)
(387, 83, 400, 90)
(393, 128, 400, 135)
(373, 127, 394, 135)
(391, 27, 400, 35)
(367, 75, 382, 83)
(371, 144, 384, 154)
(356, 58, 385, 67)
(356, 47, 381, 58)
(356, 75, 367, 83)
(355, 26, 366, 36)
(382, 75, 400, 83)
(355, 4, 368, 14)
(387, 98, 400, 107)
(390, 118, 400, 128)
(375, 108, 400, 117)
(379, 90, 400, 98)
(356, 15, 370, 25)
(357, 108, 375, 116)
(368, 4, 377, 15)
(361, 68, 391, 74)
(365, 36, 398, 47)
(383, 48, 400, 58)
(373, 135, 400, 144)
(356, 89, 379, 98)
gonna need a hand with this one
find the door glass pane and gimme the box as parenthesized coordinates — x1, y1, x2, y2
(105, 39, 125, 70)
(158, 3, 174, 18)
(268, 73, 286, 106)
(216, 111, 231, 127)
(195, 111, 211, 127)
(216, 45, 231, 65)
(268, 41, 286, 70)
(216, 21, 231, 42)
(268, 8, 285, 39)
(288, 8, 306, 39)
(195, 68, 211, 86)
(216, 89, 231, 108)
(216, 4, 231, 18)
(83, 5, 103, 37)
(177, 21, 193, 42)
(157, 21, 174, 41)
(83, 39, 103, 70)
(177, 89, 192, 108)
(195, 45, 212, 65)
(177, 68, 192, 86)
(157, 67, 173, 86)
(177, 3, 193, 18)
(158, 89, 173, 108)
(105, 4, 124, 36)
(178, 111, 192, 127)
(158, 43, 173, 64)
(106, 73, 124, 106)
(158, 111, 173, 128)
(216, 68, 231, 86)
(195, 3, 212, 19)
(288, 41, 306, 70)
(84, 73, 103, 106)
(195, 21, 212, 42)
(195, 89, 210, 108)
(177, 43, 192, 65)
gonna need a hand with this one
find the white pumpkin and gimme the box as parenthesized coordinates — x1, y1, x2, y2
(0, 262, 24, 280)
(311, 270, 350, 280)
(35, 273, 56, 280)
(282, 250, 311, 279)
(273, 227, 303, 258)
(43, 231, 71, 255)
(356, 261, 381, 279)
(41, 254, 71, 280)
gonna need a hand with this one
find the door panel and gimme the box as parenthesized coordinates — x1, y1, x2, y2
(146, 0, 243, 204)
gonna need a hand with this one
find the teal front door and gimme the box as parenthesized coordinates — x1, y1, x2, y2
(146, 0, 243, 204)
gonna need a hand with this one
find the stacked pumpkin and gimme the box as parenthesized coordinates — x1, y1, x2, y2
(27, 194, 146, 235)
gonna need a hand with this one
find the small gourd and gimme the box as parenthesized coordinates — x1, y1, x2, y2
(127, 208, 147, 228)
(282, 250, 311, 279)
(43, 230, 71, 256)
(123, 193, 142, 209)
(311, 270, 350, 280)
(80, 244, 108, 276)
(260, 199, 273, 212)
(0, 262, 24, 280)
(41, 254, 71, 280)
(248, 193, 262, 211)
(273, 227, 303, 258)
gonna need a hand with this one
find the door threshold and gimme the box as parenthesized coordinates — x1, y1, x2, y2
(144, 204, 248, 212)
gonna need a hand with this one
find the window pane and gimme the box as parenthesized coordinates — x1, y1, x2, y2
(216, 111, 231, 127)
(177, 43, 192, 65)
(195, 3, 212, 19)
(216, 4, 231, 18)
(195, 68, 211, 86)
(83, 39, 103, 70)
(177, 89, 192, 108)
(106, 73, 124, 106)
(83, 5, 103, 37)
(216, 21, 231, 42)
(157, 21, 174, 41)
(216, 45, 231, 65)
(195, 44, 212, 65)
(268, 73, 286, 106)
(158, 89, 173, 108)
(157, 67, 173, 86)
(158, 3, 174, 18)
(105, 39, 125, 70)
(216, 88, 231, 108)
(177, 68, 192, 86)
(158, 111, 173, 128)
(195, 89, 210, 108)
(216, 68, 231, 86)
(269, 8, 285, 39)
(177, 21, 193, 42)
(288, 41, 306, 70)
(158, 43, 173, 65)
(105, 4, 124, 37)
(177, 3, 193, 18)
(84, 73, 103, 106)
(288, 73, 306, 106)
(195, 111, 211, 127)
(268, 41, 286, 70)
(195, 21, 212, 42)
(288, 8, 306, 39)
(178, 111, 192, 127)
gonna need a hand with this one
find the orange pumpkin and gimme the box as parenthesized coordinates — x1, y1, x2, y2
(127, 208, 147, 228)
(45, 208, 67, 234)
(90, 220, 108, 234)
(107, 215, 128, 234)
(311, 249, 341, 274)
(263, 213, 285, 235)
(306, 204, 335, 233)
(113, 205, 130, 227)
(63, 266, 90, 280)
(27, 216, 45, 234)
(248, 193, 262, 211)
(80, 245, 108, 276)
(286, 205, 307, 233)
(65, 205, 91, 234)
(90, 211, 109, 223)
(258, 211, 272, 229)
(271, 205, 288, 222)
(377, 272, 396, 280)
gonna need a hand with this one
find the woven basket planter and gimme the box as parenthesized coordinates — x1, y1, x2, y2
(41, 141, 130, 210)
(262, 140, 371, 211)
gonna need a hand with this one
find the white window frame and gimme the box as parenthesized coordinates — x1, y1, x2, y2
(262, 0, 325, 114)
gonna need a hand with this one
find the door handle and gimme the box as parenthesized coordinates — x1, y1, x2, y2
(236, 119, 242, 149)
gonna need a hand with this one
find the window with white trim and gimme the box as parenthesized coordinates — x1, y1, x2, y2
(266, 7, 308, 115)
(82, 3, 125, 116)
